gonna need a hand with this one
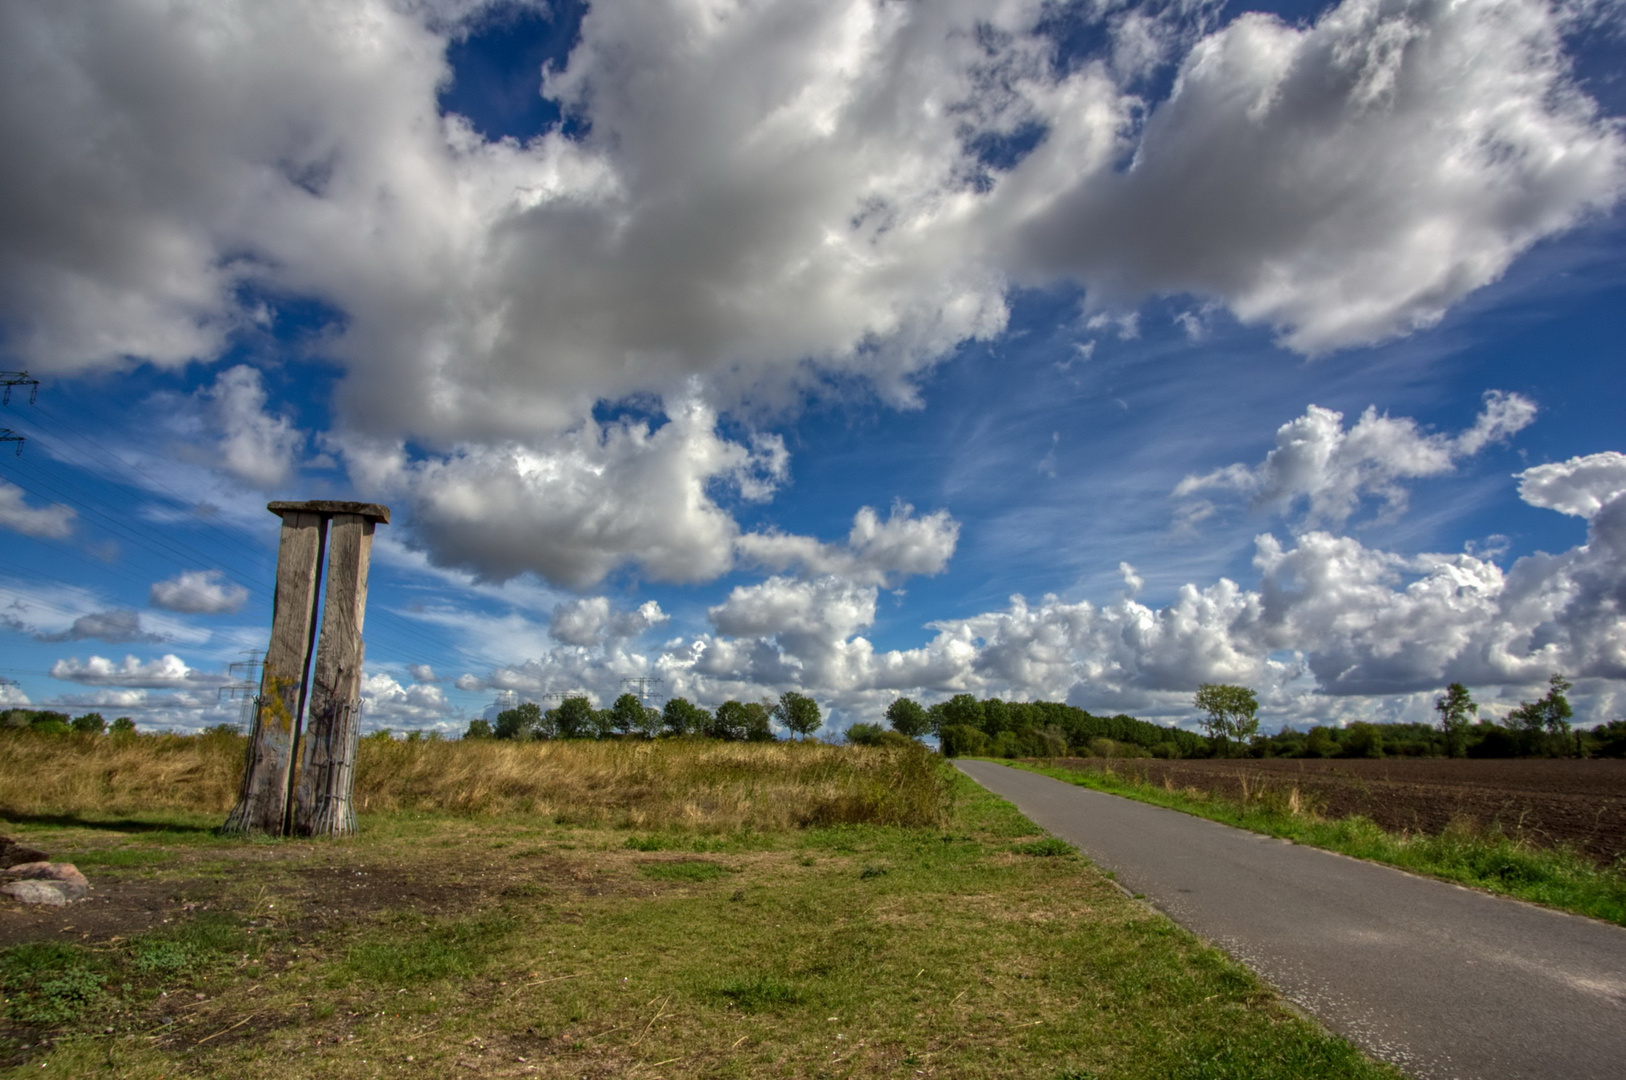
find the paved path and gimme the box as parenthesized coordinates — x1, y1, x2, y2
(956, 759, 1626, 1080)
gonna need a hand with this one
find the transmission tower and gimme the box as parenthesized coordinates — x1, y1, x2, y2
(623, 677, 664, 701)
(217, 653, 264, 735)
(1, 371, 38, 457)
(540, 688, 589, 701)
(0, 371, 39, 406)
(217, 653, 264, 702)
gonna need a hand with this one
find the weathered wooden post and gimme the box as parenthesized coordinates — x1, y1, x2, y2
(223, 500, 389, 837)
(294, 507, 383, 836)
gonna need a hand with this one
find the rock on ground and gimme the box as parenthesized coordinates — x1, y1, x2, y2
(0, 861, 89, 904)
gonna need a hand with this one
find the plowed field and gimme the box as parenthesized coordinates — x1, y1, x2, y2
(1045, 757, 1626, 864)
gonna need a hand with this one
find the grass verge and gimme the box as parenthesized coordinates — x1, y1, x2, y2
(2, 763, 1399, 1079)
(1006, 759, 1626, 926)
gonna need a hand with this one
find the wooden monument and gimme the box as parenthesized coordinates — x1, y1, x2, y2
(223, 500, 389, 837)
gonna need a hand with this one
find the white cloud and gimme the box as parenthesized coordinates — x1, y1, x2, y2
(345, 396, 787, 586)
(736, 502, 959, 586)
(1517, 452, 1626, 518)
(1007, 0, 1624, 352)
(634, 483, 1626, 720)
(4, 0, 1612, 427)
(197, 366, 305, 489)
(149, 570, 249, 615)
(550, 597, 667, 647)
(1173, 391, 1536, 527)
(408, 663, 439, 683)
(361, 672, 454, 727)
(48, 653, 229, 689)
(0, 681, 30, 707)
(0, 479, 75, 539)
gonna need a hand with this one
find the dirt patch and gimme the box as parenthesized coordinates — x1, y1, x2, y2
(0, 843, 635, 949)
(1045, 758, 1626, 864)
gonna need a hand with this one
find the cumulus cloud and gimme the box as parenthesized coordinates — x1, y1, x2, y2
(550, 597, 667, 648)
(1008, 0, 1625, 352)
(1, 0, 1617, 591)
(1517, 452, 1626, 518)
(1173, 391, 1536, 526)
(408, 663, 439, 684)
(448, 481, 1624, 724)
(149, 570, 250, 615)
(736, 502, 959, 586)
(48, 654, 229, 689)
(0, 479, 75, 539)
(361, 672, 454, 726)
(344, 397, 787, 586)
(4, 0, 1614, 422)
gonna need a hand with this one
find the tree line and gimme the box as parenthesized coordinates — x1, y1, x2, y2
(465, 691, 824, 743)
(1188, 674, 1626, 759)
(858, 694, 1210, 759)
(2, 710, 137, 737)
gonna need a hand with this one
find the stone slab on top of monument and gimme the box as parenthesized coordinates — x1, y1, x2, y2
(268, 500, 390, 524)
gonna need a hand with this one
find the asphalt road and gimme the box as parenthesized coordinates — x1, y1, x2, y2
(956, 759, 1626, 1080)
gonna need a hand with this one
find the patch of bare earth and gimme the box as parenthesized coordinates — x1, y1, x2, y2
(1046, 757, 1626, 863)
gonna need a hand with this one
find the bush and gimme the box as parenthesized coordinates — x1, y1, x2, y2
(70, 713, 107, 736)
(845, 723, 913, 748)
(1468, 726, 1520, 758)
(1341, 722, 1384, 758)
(937, 724, 988, 757)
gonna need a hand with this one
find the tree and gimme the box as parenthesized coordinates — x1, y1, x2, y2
(550, 696, 596, 739)
(941, 694, 985, 732)
(610, 693, 647, 736)
(742, 701, 775, 742)
(713, 700, 773, 741)
(635, 704, 663, 739)
(463, 718, 494, 740)
(662, 697, 709, 737)
(1434, 683, 1477, 758)
(493, 702, 543, 740)
(1342, 721, 1384, 758)
(885, 697, 931, 739)
(109, 717, 137, 737)
(775, 691, 822, 740)
(70, 712, 106, 736)
(1193, 684, 1259, 756)
(1508, 673, 1573, 756)
(711, 700, 750, 741)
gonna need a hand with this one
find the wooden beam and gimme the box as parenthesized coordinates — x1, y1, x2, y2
(222, 511, 326, 835)
(294, 513, 376, 836)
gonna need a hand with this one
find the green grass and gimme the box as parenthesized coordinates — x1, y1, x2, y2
(637, 859, 736, 882)
(340, 913, 515, 985)
(1, 766, 1401, 1079)
(1007, 759, 1626, 926)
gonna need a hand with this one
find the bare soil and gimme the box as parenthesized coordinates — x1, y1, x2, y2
(1044, 757, 1626, 864)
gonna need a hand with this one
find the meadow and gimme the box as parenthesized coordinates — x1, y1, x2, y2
(0, 735, 1399, 1079)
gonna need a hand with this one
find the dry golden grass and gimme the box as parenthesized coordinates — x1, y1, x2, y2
(0, 732, 950, 831)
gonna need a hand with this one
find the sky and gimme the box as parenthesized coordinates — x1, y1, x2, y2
(1, 0, 1624, 738)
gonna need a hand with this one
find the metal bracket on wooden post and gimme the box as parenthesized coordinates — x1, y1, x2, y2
(223, 501, 388, 837)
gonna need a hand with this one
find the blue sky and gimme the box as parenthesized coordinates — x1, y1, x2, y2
(1, 0, 1624, 736)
